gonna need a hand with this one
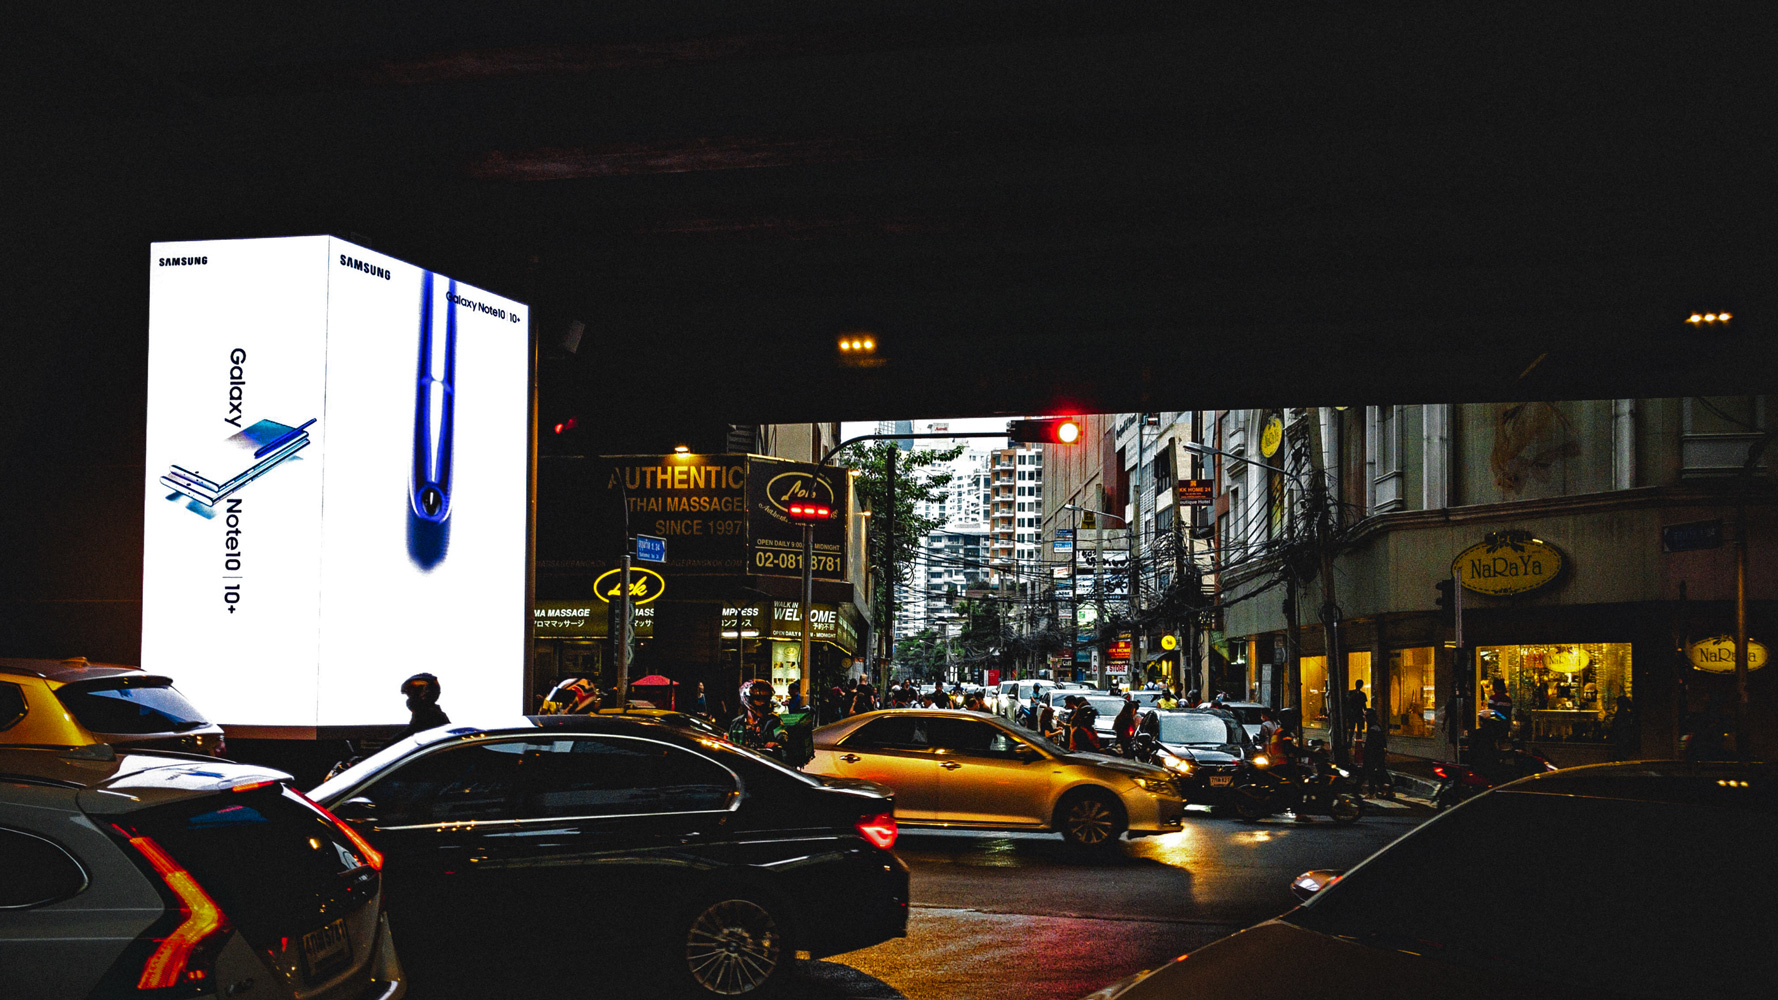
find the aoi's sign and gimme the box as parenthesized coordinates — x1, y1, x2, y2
(1452, 531, 1564, 597)
(1688, 635, 1769, 673)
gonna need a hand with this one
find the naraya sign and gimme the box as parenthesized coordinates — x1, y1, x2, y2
(1452, 531, 1564, 597)
(1688, 636, 1769, 673)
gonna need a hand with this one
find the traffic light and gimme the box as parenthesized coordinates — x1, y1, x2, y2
(786, 500, 832, 522)
(1007, 417, 1083, 444)
(1434, 577, 1455, 625)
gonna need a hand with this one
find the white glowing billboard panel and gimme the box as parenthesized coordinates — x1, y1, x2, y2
(144, 236, 528, 729)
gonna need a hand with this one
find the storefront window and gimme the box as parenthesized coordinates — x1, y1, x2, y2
(1300, 655, 1328, 727)
(1388, 647, 1436, 738)
(1476, 643, 1632, 744)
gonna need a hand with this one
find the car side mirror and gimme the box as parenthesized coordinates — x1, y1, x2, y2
(332, 796, 379, 824)
(1012, 744, 1041, 763)
(1290, 869, 1344, 902)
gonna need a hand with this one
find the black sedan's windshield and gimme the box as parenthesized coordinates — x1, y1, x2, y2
(1157, 714, 1239, 746)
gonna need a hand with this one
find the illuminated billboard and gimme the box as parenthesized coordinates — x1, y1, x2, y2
(143, 237, 529, 729)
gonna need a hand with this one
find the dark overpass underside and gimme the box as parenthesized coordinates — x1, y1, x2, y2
(3, 2, 1774, 656)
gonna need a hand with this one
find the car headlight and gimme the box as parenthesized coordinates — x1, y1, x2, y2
(1133, 775, 1177, 794)
(1158, 752, 1194, 774)
(1250, 754, 1270, 768)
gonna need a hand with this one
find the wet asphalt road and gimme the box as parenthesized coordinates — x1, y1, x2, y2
(409, 805, 1431, 999)
(786, 807, 1432, 1000)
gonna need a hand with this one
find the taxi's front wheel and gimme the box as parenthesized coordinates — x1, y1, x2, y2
(1058, 789, 1126, 847)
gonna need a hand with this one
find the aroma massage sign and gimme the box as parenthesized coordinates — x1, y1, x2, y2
(1453, 531, 1564, 597)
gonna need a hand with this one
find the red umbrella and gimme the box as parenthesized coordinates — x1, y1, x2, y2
(631, 675, 677, 687)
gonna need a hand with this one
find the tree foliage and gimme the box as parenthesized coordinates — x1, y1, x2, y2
(840, 441, 965, 635)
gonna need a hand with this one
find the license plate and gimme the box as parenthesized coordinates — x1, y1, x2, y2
(1208, 776, 1232, 787)
(301, 918, 352, 981)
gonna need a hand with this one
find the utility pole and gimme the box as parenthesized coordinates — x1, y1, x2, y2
(1304, 409, 1349, 766)
(1132, 414, 1146, 685)
(884, 445, 898, 689)
(799, 521, 814, 710)
(616, 549, 632, 711)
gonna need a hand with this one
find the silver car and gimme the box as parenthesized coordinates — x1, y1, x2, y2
(807, 709, 1185, 847)
(0, 745, 404, 1000)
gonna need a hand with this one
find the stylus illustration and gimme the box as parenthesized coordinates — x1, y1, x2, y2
(410, 271, 456, 524)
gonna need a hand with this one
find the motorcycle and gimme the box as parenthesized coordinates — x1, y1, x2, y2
(1232, 743, 1364, 824)
(1432, 744, 1556, 810)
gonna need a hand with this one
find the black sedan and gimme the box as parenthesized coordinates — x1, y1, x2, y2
(308, 714, 908, 997)
(1145, 709, 1262, 808)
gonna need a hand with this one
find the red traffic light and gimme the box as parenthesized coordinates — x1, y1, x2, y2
(1007, 417, 1083, 444)
(787, 502, 832, 522)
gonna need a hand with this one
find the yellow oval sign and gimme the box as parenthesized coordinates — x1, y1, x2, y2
(1689, 635, 1769, 673)
(1161, 634, 1178, 651)
(1451, 531, 1564, 596)
(1260, 414, 1284, 459)
(592, 567, 667, 605)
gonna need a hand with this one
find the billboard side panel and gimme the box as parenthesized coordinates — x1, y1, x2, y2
(142, 237, 330, 726)
(313, 239, 529, 726)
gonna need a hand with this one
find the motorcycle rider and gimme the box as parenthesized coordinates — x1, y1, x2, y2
(390, 672, 450, 742)
(728, 680, 790, 763)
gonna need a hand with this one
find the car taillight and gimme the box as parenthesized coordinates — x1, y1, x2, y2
(855, 812, 898, 850)
(286, 788, 384, 871)
(112, 825, 232, 990)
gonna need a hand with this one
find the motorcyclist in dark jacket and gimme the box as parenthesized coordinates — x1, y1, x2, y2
(728, 680, 790, 763)
(390, 672, 450, 743)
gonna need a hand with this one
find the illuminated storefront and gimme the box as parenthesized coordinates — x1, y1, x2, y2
(1477, 643, 1632, 745)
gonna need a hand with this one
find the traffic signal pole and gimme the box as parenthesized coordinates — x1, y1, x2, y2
(800, 522, 814, 711)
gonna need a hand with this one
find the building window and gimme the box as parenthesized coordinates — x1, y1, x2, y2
(1388, 647, 1437, 738)
(1368, 405, 1403, 511)
(1681, 396, 1769, 476)
(1476, 643, 1632, 745)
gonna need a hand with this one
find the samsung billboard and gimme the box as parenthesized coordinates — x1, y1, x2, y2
(143, 236, 529, 730)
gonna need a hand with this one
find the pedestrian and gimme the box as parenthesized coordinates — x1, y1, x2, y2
(1257, 707, 1281, 750)
(1067, 695, 1102, 752)
(787, 685, 805, 714)
(1156, 687, 1178, 710)
(694, 681, 708, 717)
(1609, 694, 1640, 761)
(1138, 706, 1161, 741)
(1210, 690, 1226, 708)
(1361, 709, 1391, 797)
(1114, 694, 1138, 757)
(1346, 679, 1368, 744)
(1185, 689, 1201, 708)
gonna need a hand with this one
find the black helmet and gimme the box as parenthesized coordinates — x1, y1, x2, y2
(744, 679, 775, 711)
(401, 673, 440, 704)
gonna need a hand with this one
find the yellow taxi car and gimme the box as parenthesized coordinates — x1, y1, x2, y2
(0, 656, 227, 756)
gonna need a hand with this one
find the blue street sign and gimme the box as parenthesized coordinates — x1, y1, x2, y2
(635, 534, 667, 563)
